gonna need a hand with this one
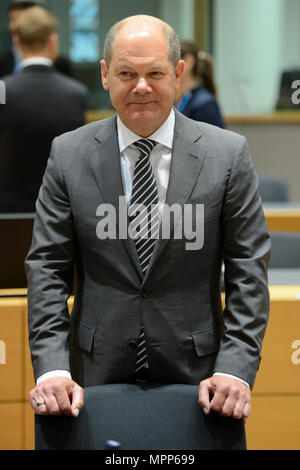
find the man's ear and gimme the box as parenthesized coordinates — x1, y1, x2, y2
(100, 59, 109, 91)
(174, 59, 185, 89)
(49, 33, 59, 60)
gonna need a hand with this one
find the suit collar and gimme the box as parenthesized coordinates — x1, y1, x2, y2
(92, 116, 144, 280)
(21, 64, 55, 73)
(21, 57, 53, 68)
(143, 109, 206, 281)
(165, 108, 204, 208)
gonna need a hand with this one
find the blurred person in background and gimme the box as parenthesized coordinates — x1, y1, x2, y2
(0, 1, 73, 78)
(0, 6, 88, 213)
(176, 39, 225, 128)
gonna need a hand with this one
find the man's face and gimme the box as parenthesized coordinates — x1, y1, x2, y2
(101, 27, 184, 137)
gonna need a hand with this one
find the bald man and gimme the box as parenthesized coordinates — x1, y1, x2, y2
(26, 15, 270, 435)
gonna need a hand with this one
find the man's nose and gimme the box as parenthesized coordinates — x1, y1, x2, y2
(134, 77, 152, 94)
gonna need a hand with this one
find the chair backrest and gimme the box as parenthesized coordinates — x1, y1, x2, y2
(269, 231, 300, 268)
(35, 383, 246, 450)
(258, 176, 289, 203)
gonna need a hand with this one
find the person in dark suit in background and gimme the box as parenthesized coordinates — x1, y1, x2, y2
(176, 40, 225, 128)
(0, 1, 73, 78)
(25, 15, 270, 450)
(0, 6, 88, 213)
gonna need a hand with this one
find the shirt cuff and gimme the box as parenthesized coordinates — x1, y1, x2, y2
(36, 370, 72, 386)
(213, 372, 249, 388)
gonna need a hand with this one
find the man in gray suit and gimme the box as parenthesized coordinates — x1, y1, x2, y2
(26, 15, 270, 424)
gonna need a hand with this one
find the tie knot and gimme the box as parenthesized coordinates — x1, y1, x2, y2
(133, 139, 157, 157)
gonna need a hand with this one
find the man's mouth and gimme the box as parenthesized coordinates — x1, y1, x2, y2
(129, 101, 155, 106)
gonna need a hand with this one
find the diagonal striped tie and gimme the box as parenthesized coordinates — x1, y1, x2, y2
(129, 139, 159, 377)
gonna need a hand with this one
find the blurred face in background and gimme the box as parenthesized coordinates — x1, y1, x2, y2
(101, 20, 184, 137)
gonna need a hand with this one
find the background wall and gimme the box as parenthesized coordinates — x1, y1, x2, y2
(158, 0, 194, 41)
(213, 0, 300, 114)
(0, 0, 12, 54)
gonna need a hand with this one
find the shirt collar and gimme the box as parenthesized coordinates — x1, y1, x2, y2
(117, 108, 175, 153)
(21, 57, 53, 69)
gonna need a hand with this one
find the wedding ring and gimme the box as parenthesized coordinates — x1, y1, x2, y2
(36, 401, 45, 407)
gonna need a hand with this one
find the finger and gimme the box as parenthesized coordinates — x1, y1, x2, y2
(209, 383, 230, 414)
(210, 390, 228, 414)
(220, 395, 237, 417)
(31, 395, 48, 415)
(43, 393, 62, 416)
(198, 380, 213, 415)
(54, 386, 73, 416)
(70, 385, 84, 417)
(228, 394, 247, 419)
(241, 400, 251, 419)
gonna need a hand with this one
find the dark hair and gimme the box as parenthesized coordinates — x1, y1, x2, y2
(8, 2, 37, 13)
(180, 39, 217, 96)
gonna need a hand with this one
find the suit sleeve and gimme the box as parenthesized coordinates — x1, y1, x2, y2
(213, 136, 271, 389)
(25, 138, 75, 381)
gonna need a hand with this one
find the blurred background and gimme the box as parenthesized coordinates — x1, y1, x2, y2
(1, 0, 299, 113)
(1, 0, 298, 198)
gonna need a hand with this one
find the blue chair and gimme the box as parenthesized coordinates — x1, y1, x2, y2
(269, 231, 300, 268)
(35, 383, 246, 450)
(258, 176, 289, 203)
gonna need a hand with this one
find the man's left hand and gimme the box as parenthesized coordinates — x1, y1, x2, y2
(198, 375, 251, 419)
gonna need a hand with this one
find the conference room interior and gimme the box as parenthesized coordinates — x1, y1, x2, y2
(0, 0, 299, 451)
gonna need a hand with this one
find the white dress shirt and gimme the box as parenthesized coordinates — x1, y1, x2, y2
(36, 109, 248, 388)
(20, 57, 53, 69)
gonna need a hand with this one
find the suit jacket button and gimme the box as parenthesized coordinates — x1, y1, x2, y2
(140, 291, 148, 299)
(128, 339, 138, 349)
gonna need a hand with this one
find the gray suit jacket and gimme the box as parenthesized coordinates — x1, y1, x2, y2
(25, 109, 271, 389)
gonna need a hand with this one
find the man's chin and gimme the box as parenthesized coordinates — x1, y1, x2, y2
(124, 112, 161, 136)
(129, 109, 159, 126)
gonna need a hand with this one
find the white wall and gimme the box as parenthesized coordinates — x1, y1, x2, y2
(158, 0, 194, 40)
(214, 0, 285, 114)
(281, 0, 300, 71)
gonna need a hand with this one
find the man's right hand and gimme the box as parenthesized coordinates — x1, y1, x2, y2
(29, 377, 84, 417)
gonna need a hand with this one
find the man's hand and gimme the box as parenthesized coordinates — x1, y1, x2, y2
(198, 376, 251, 419)
(29, 377, 84, 417)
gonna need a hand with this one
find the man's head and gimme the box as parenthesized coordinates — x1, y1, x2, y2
(13, 6, 58, 61)
(8, 2, 37, 35)
(101, 15, 185, 137)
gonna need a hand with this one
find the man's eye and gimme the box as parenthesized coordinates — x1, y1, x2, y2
(119, 71, 131, 78)
(151, 72, 163, 77)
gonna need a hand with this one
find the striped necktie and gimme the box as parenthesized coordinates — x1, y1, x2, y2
(129, 138, 159, 376)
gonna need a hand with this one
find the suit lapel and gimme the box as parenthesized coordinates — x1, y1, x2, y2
(143, 110, 207, 283)
(89, 116, 144, 280)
